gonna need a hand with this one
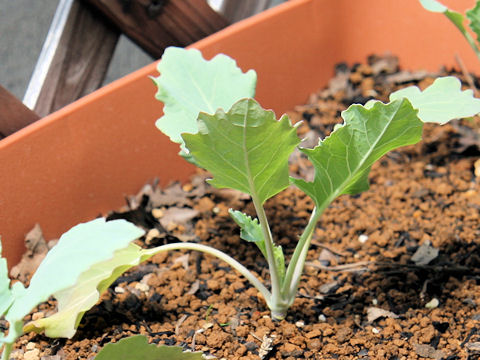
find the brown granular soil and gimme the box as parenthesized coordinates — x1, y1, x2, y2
(8, 55, 480, 359)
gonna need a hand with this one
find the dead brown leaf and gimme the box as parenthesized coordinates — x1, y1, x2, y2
(367, 307, 398, 323)
(10, 224, 49, 282)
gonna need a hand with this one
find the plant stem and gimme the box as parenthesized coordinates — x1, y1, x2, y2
(250, 195, 285, 319)
(1, 343, 12, 360)
(459, 28, 480, 63)
(282, 205, 323, 301)
(142, 242, 272, 304)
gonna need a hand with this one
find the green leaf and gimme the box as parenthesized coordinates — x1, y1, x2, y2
(228, 209, 285, 284)
(153, 47, 257, 159)
(95, 335, 204, 360)
(390, 76, 480, 123)
(419, 0, 447, 12)
(467, 2, 480, 41)
(183, 98, 300, 204)
(1, 219, 145, 346)
(229, 210, 264, 244)
(291, 99, 423, 207)
(23, 243, 153, 338)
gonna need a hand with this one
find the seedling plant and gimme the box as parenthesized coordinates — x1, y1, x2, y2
(152, 47, 480, 320)
(1, 47, 480, 359)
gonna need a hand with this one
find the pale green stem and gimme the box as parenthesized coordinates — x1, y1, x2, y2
(250, 195, 284, 319)
(282, 206, 322, 300)
(453, 22, 480, 61)
(142, 242, 271, 304)
(1, 343, 12, 360)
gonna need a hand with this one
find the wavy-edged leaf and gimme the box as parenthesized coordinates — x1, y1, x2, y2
(229, 210, 285, 284)
(1, 219, 144, 346)
(390, 76, 480, 123)
(291, 99, 423, 207)
(95, 335, 204, 360)
(467, 2, 480, 41)
(24, 243, 153, 338)
(183, 98, 300, 204)
(229, 209, 264, 244)
(153, 47, 257, 159)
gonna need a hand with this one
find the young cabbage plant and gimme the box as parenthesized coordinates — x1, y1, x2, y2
(420, 0, 480, 61)
(0, 219, 145, 360)
(154, 47, 480, 320)
(0, 219, 264, 358)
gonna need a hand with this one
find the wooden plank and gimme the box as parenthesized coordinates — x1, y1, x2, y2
(30, 0, 120, 117)
(83, 0, 230, 59)
(0, 85, 40, 138)
(221, 0, 272, 23)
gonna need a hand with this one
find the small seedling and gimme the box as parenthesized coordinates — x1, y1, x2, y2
(153, 47, 480, 320)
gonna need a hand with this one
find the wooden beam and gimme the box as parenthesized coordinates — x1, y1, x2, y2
(0, 85, 40, 138)
(220, 0, 272, 23)
(83, 0, 230, 59)
(24, 0, 120, 117)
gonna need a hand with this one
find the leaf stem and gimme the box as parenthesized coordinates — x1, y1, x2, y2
(459, 29, 480, 62)
(1, 343, 12, 360)
(282, 205, 323, 301)
(250, 195, 285, 319)
(142, 242, 272, 305)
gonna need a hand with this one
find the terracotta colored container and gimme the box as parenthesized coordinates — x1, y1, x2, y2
(0, 0, 478, 265)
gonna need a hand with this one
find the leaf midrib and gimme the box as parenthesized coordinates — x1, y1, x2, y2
(316, 101, 406, 208)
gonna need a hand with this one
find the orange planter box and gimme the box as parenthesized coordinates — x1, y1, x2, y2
(0, 0, 477, 265)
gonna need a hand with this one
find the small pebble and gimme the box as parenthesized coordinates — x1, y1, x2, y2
(10, 350, 24, 359)
(23, 349, 40, 360)
(474, 158, 480, 177)
(425, 298, 439, 309)
(151, 208, 164, 219)
(295, 320, 305, 328)
(135, 282, 150, 292)
(25, 342, 36, 351)
(145, 228, 160, 244)
(32, 312, 44, 321)
(358, 234, 369, 243)
(245, 342, 258, 351)
(182, 183, 193, 192)
(318, 314, 327, 322)
(372, 298, 378, 305)
(202, 322, 214, 330)
(114, 286, 125, 294)
(372, 327, 380, 334)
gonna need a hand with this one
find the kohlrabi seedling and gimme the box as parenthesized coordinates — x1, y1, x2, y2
(2, 46, 480, 360)
(153, 46, 480, 320)
(420, 0, 480, 61)
(0, 218, 145, 359)
(0, 219, 220, 358)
